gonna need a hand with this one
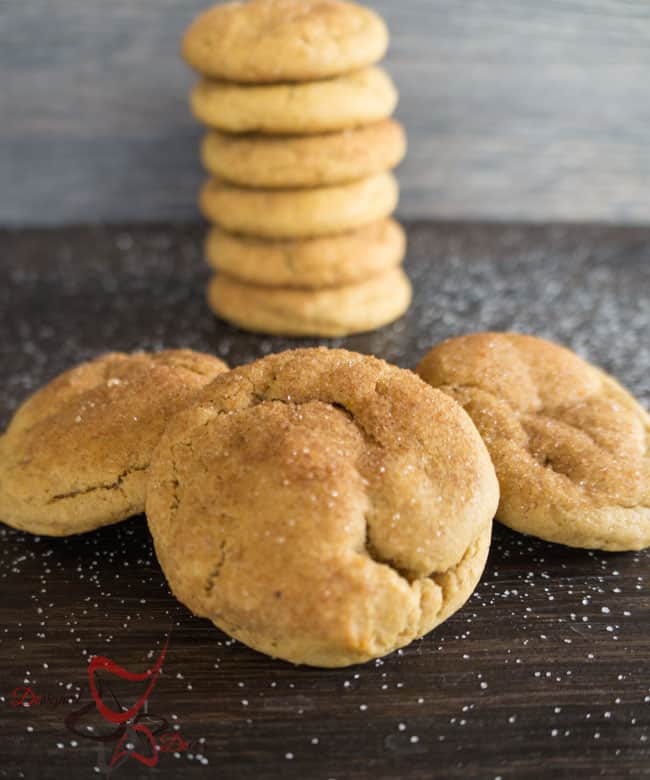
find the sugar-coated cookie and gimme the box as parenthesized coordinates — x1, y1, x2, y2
(205, 219, 406, 289)
(191, 68, 398, 135)
(182, 0, 389, 83)
(201, 121, 406, 189)
(0, 351, 229, 537)
(207, 267, 412, 337)
(417, 333, 650, 551)
(146, 348, 499, 667)
(200, 173, 398, 240)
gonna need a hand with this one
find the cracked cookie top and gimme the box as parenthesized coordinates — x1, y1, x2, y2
(0, 350, 229, 537)
(417, 333, 650, 552)
(146, 348, 498, 667)
(182, 0, 389, 83)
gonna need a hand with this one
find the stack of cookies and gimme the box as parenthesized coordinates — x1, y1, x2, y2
(182, 0, 410, 338)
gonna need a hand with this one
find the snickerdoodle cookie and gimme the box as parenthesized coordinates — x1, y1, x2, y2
(146, 349, 499, 667)
(0, 351, 228, 537)
(207, 267, 412, 337)
(201, 121, 406, 189)
(190, 68, 398, 135)
(205, 219, 406, 289)
(417, 333, 650, 551)
(200, 173, 398, 239)
(182, 0, 389, 83)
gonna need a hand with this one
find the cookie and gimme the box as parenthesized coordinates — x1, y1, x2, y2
(417, 333, 650, 552)
(190, 67, 398, 135)
(0, 351, 229, 537)
(207, 267, 412, 337)
(200, 173, 399, 240)
(201, 120, 406, 189)
(205, 219, 406, 289)
(146, 348, 499, 667)
(182, 0, 389, 83)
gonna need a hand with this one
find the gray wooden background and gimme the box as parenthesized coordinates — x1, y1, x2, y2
(1, 0, 649, 226)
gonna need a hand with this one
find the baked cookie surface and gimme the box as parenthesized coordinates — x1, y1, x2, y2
(182, 0, 389, 83)
(205, 219, 406, 289)
(207, 267, 412, 337)
(200, 173, 398, 239)
(417, 333, 650, 551)
(201, 121, 406, 189)
(190, 67, 398, 135)
(0, 351, 228, 537)
(146, 348, 499, 667)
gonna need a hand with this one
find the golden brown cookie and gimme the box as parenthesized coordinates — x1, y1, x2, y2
(146, 348, 499, 667)
(190, 67, 398, 135)
(417, 333, 650, 551)
(182, 0, 389, 83)
(0, 351, 229, 537)
(201, 121, 406, 189)
(205, 219, 406, 289)
(207, 267, 412, 337)
(200, 173, 399, 240)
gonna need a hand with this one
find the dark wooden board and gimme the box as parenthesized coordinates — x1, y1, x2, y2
(0, 221, 649, 779)
(2, 1, 650, 225)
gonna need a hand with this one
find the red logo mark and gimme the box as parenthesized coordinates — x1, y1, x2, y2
(110, 724, 159, 769)
(88, 641, 173, 769)
(158, 732, 190, 754)
(88, 640, 168, 725)
(9, 687, 42, 708)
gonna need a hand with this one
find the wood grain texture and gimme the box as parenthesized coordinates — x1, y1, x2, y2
(1, 1, 650, 225)
(0, 222, 649, 779)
